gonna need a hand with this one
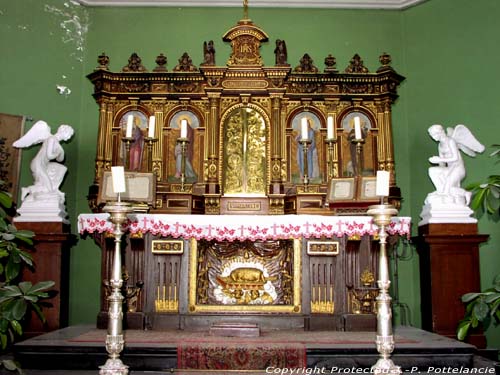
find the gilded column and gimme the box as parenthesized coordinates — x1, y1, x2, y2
(376, 98, 395, 181)
(152, 99, 166, 180)
(270, 95, 283, 185)
(206, 93, 220, 193)
(95, 98, 108, 182)
(382, 99, 395, 182)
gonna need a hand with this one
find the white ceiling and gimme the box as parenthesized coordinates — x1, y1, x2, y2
(75, 0, 428, 10)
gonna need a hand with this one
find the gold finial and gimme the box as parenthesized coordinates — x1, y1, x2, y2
(360, 269, 375, 286)
(243, 0, 249, 20)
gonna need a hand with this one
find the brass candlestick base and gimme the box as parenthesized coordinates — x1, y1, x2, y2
(144, 137, 158, 173)
(367, 203, 401, 375)
(325, 138, 337, 180)
(100, 201, 133, 375)
(121, 137, 134, 171)
(351, 138, 365, 177)
(299, 138, 312, 187)
(177, 137, 189, 191)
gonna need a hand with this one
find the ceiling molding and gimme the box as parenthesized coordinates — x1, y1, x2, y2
(75, 0, 428, 10)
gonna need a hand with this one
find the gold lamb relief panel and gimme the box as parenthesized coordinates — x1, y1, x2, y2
(189, 238, 301, 313)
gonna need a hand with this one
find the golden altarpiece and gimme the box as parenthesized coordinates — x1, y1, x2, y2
(83, 11, 407, 331)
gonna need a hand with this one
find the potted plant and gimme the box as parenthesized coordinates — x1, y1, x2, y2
(0, 181, 54, 372)
(457, 144, 500, 342)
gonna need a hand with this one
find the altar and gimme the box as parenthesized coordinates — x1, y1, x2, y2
(79, 214, 410, 331)
(81, 3, 408, 336)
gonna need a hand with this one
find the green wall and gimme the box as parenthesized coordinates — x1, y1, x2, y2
(402, 0, 500, 348)
(1, 0, 499, 349)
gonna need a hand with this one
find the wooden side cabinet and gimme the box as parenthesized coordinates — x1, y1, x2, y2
(15, 222, 73, 337)
(416, 223, 489, 348)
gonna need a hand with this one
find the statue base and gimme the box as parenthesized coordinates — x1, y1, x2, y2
(419, 200, 476, 226)
(14, 193, 68, 223)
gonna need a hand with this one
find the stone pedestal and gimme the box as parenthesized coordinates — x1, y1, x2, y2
(416, 223, 489, 348)
(15, 222, 73, 337)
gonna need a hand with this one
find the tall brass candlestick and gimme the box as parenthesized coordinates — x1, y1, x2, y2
(325, 138, 337, 181)
(352, 138, 365, 177)
(121, 137, 134, 171)
(299, 138, 312, 187)
(100, 201, 133, 375)
(367, 203, 401, 375)
(177, 137, 189, 191)
(144, 137, 158, 173)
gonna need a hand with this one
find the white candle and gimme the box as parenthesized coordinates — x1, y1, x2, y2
(148, 116, 156, 138)
(126, 115, 133, 138)
(376, 170, 390, 197)
(111, 166, 126, 193)
(327, 116, 334, 139)
(180, 119, 188, 139)
(354, 116, 362, 140)
(301, 118, 308, 140)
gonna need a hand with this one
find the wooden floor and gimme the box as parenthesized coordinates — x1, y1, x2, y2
(11, 325, 499, 374)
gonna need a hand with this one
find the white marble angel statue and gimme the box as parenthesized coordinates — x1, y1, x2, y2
(12, 121, 74, 222)
(420, 124, 484, 225)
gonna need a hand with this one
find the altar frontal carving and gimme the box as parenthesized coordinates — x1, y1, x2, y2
(189, 239, 301, 313)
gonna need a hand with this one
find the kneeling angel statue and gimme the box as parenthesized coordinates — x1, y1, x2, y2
(420, 124, 484, 225)
(13, 120, 74, 222)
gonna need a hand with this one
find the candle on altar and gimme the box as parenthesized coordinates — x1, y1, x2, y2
(180, 119, 188, 139)
(157, 285, 160, 300)
(354, 116, 362, 140)
(301, 117, 309, 140)
(126, 115, 133, 138)
(163, 285, 166, 301)
(327, 116, 335, 139)
(376, 170, 390, 197)
(174, 284, 177, 301)
(148, 116, 155, 138)
(111, 166, 126, 194)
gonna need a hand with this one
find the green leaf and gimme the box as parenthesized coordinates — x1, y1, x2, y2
(493, 274, 500, 287)
(11, 299, 27, 321)
(484, 293, 500, 304)
(28, 280, 55, 295)
(490, 299, 500, 317)
(30, 303, 46, 324)
(5, 258, 20, 282)
(473, 300, 490, 321)
(0, 334, 7, 350)
(17, 250, 33, 266)
(0, 285, 22, 297)
(470, 187, 487, 211)
(0, 191, 12, 209)
(18, 281, 32, 294)
(2, 359, 18, 371)
(457, 319, 471, 341)
(461, 292, 481, 303)
(10, 320, 22, 336)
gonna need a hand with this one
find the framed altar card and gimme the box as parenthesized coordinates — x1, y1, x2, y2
(358, 176, 378, 201)
(98, 171, 156, 206)
(326, 178, 355, 203)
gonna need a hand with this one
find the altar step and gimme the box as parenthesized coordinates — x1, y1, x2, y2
(13, 325, 496, 373)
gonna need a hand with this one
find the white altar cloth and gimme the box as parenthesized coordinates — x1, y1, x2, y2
(78, 214, 411, 241)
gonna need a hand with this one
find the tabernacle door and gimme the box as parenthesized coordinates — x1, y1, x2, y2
(222, 106, 268, 196)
